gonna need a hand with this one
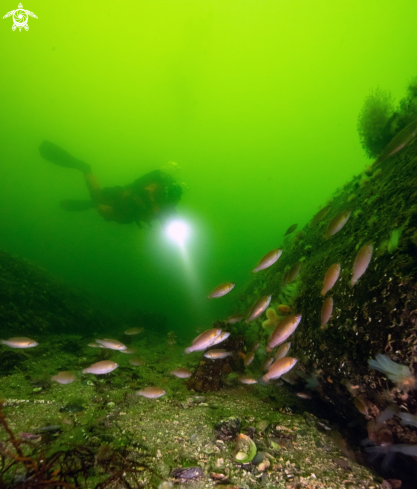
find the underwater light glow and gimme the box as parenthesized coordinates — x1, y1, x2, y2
(166, 220, 189, 247)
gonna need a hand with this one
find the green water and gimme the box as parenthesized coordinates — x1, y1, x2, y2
(0, 0, 416, 335)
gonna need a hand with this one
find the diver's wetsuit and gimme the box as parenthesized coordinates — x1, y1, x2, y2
(39, 141, 182, 228)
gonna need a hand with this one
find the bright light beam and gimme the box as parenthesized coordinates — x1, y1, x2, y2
(165, 219, 199, 293)
(164, 218, 207, 320)
(166, 220, 189, 249)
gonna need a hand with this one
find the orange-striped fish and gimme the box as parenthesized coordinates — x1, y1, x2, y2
(185, 328, 222, 354)
(321, 263, 340, 296)
(373, 119, 417, 166)
(253, 249, 282, 273)
(246, 295, 272, 322)
(268, 314, 301, 349)
(351, 243, 373, 286)
(262, 357, 297, 383)
(321, 297, 333, 326)
(324, 211, 351, 239)
(207, 282, 235, 299)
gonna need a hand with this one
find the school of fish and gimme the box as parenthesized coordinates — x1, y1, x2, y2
(0, 197, 378, 399)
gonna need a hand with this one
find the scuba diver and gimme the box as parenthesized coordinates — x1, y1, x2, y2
(39, 141, 183, 228)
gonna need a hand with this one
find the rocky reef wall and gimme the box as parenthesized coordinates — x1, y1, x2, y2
(234, 143, 417, 447)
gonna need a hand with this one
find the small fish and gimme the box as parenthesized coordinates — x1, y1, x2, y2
(324, 211, 351, 238)
(136, 386, 166, 398)
(354, 397, 369, 416)
(262, 357, 274, 372)
(310, 205, 331, 226)
(250, 341, 260, 352)
(397, 412, 417, 428)
(351, 243, 373, 286)
(120, 347, 136, 354)
(95, 339, 127, 351)
(274, 342, 291, 360)
(243, 351, 255, 366)
(374, 119, 417, 166)
(88, 342, 104, 348)
(124, 327, 144, 335)
(283, 262, 301, 286)
(82, 360, 118, 375)
(210, 331, 230, 346)
(284, 223, 298, 236)
(268, 314, 302, 349)
(204, 349, 232, 359)
(239, 376, 258, 384)
(321, 263, 340, 296)
(166, 331, 177, 345)
(246, 295, 272, 322)
(226, 313, 245, 324)
(33, 425, 62, 432)
(252, 249, 282, 273)
(129, 357, 145, 366)
(51, 371, 76, 385)
(262, 357, 298, 382)
(18, 432, 42, 442)
(185, 328, 222, 354)
(378, 405, 399, 423)
(207, 282, 235, 299)
(321, 297, 333, 327)
(0, 337, 38, 348)
(170, 367, 192, 378)
(296, 391, 312, 399)
(277, 304, 291, 314)
(330, 430, 353, 460)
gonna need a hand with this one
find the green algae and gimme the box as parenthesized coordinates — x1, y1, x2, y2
(0, 334, 383, 488)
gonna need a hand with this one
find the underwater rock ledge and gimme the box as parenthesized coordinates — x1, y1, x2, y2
(235, 144, 417, 449)
(0, 249, 117, 336)
(0, 250, 168, 340)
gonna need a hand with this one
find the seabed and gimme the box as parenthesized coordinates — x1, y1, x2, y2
(0, 333, 381, 489)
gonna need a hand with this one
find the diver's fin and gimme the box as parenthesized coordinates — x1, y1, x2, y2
(39, 140, 91, 173)
(60, 200, 95, 211)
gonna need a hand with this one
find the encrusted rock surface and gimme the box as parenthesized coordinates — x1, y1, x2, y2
(231, 146, 417, 484)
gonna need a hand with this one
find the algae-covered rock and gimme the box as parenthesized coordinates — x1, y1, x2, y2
(214, 416, 241, 441)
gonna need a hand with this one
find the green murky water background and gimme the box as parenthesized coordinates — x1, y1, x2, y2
(0, 0, 416, 334)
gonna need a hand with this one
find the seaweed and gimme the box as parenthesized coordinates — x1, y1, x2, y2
(358, 78, 417, 159)
(0, 401, 161, 488)
(357, 87, 394, 159)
